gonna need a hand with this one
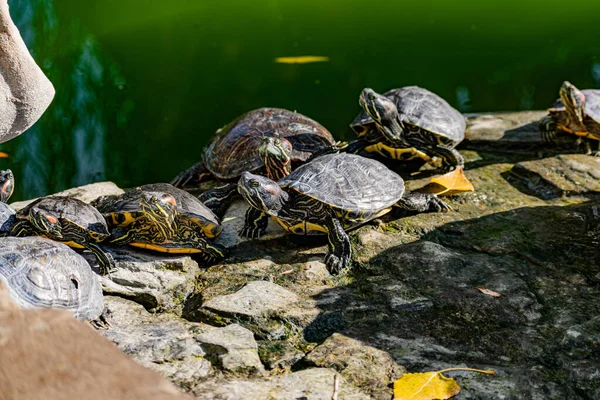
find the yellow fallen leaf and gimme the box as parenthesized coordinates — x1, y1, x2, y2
(274, 56, 330, 64)
(477, 287, 502, 297)
(429, 167, 474, 196)
(0, 152, 8, 158)
(393, 371, 460, 400)
(393, 368, 494, 400)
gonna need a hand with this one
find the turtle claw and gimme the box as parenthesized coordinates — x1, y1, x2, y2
(90, 307, 112, 330)
(430, 196, 452, 213)
(324, 252, 350, 275)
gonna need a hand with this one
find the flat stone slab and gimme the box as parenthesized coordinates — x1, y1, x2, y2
(189, 368, 369, 399)
(202, 280, 300, 319)
(94, 247, 200, 313)
(511, 154, 600, 199)
(10, 181, 124, 210)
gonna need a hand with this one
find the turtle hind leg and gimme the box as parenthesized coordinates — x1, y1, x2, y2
(171, 161, 213, 188)
(396, 192, 451, 214)
(430, 144, 464, 172)
(586, 139, 600, 157)
(239, 207, 269, 239)
(199, 183, 238, 218)
(539, 115, 558, 143)
(323, 217, 351, 275)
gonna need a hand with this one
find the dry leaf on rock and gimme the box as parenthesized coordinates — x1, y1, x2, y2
(429, 167, 474, 196)
(476, 287, 502, 297)
(393, 368, 494, 400)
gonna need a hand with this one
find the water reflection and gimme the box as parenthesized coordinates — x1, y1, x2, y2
(6, 0, 126, 201)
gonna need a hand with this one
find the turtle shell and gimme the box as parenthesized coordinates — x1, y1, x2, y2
(17, 196, 110, 236)
(548, 89, 600, 127)
(137, 183, 222, 238)
(205, 107, 335, 180)
(351, 86, 466, 144)
(279, 153, 405, 214)
(0, 202, 15, 230)
(0, 236, 104, 320)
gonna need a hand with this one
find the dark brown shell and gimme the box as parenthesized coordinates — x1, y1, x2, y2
(204, 108, 335, 180)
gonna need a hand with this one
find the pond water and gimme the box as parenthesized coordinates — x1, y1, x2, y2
(3, 0, 600, 200)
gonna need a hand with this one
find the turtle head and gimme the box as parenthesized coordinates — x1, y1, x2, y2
(139, 191, 178, 233)
(258, 136, 293, 181)
(29, 208, 63, 239)
(0, 169, 14, 203)
(359, 88, 403, 141)
(560, 81, 586, 126)
(237, 171, 289, 216)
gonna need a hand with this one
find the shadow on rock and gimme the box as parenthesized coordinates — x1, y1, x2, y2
(301, 201, 600, 399)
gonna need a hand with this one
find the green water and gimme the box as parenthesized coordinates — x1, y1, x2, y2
(3, 0, 600, 201)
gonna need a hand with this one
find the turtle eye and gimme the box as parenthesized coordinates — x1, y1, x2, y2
(274, 138, 281, 146)
(249, 180, 260, 188)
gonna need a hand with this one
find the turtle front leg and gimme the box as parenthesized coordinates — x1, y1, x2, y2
(539, 115, 558, 143)
(82, 241, 116, 275)
(323, 217, 351, 275)
(171, 161, 213, 188)
(239, 207, 269, 239)
(199, 183, 238, 218)
(429, 144, 464, 172)
(396, 192, 451, 213)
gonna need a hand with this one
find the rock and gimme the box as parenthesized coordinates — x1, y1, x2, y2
(258, 340, 305, 370)
(303, 333, 406, 399)
(10, 181, 123, 210)
(189, 368, 369, 399)
(0, 283, 191, 400)
(95, 247, 200, 314)
(510, 155, 600, 199)
(196, 281, 304, 340)
(195, 324, 265, 375)
(101, 296, 212, 388)
(0, 1, 55, 144)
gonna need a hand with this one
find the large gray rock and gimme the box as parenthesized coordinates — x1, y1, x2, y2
(0, 1, 55, 144)
(190, 368, 369, 399)
(97, 248, 200, 314)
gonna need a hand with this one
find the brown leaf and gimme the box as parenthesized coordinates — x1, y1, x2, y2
(429, 167, 474, 196)
(477, 287, 502, 297)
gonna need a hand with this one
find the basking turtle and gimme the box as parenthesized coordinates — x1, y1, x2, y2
(0, 236, 104, 321)
(348, 87, 466, 171)
(237, 153, 449, 274)
(171, 107, 336, 216)
(0, 169, 14, 203)
(539, 81, 600, 156)
(1, 196, 115, 275)
(93, 183, 225, 262)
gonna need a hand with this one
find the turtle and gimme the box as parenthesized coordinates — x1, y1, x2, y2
(93, 183, 225, 262)
(0, 236, 104, 321)
(170, 107, 337, 217)
(0, 202, 16, 231)
(237, 153, 450, 274)
(538, 81, 600, 156)
(347, 86, 466, 171)
(0, 196, 115, 275)
(0, 169, 14, 203)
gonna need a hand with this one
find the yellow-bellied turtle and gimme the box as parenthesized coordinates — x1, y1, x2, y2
(93, 183, 225, 262)
(1, 197, 115, 275)
(237, 153, 449, 273)
(539, 81, 600, 156)
(170, 107, 337, 217)
(348, 87, 466, 171)
(0, 236, 104, 321)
